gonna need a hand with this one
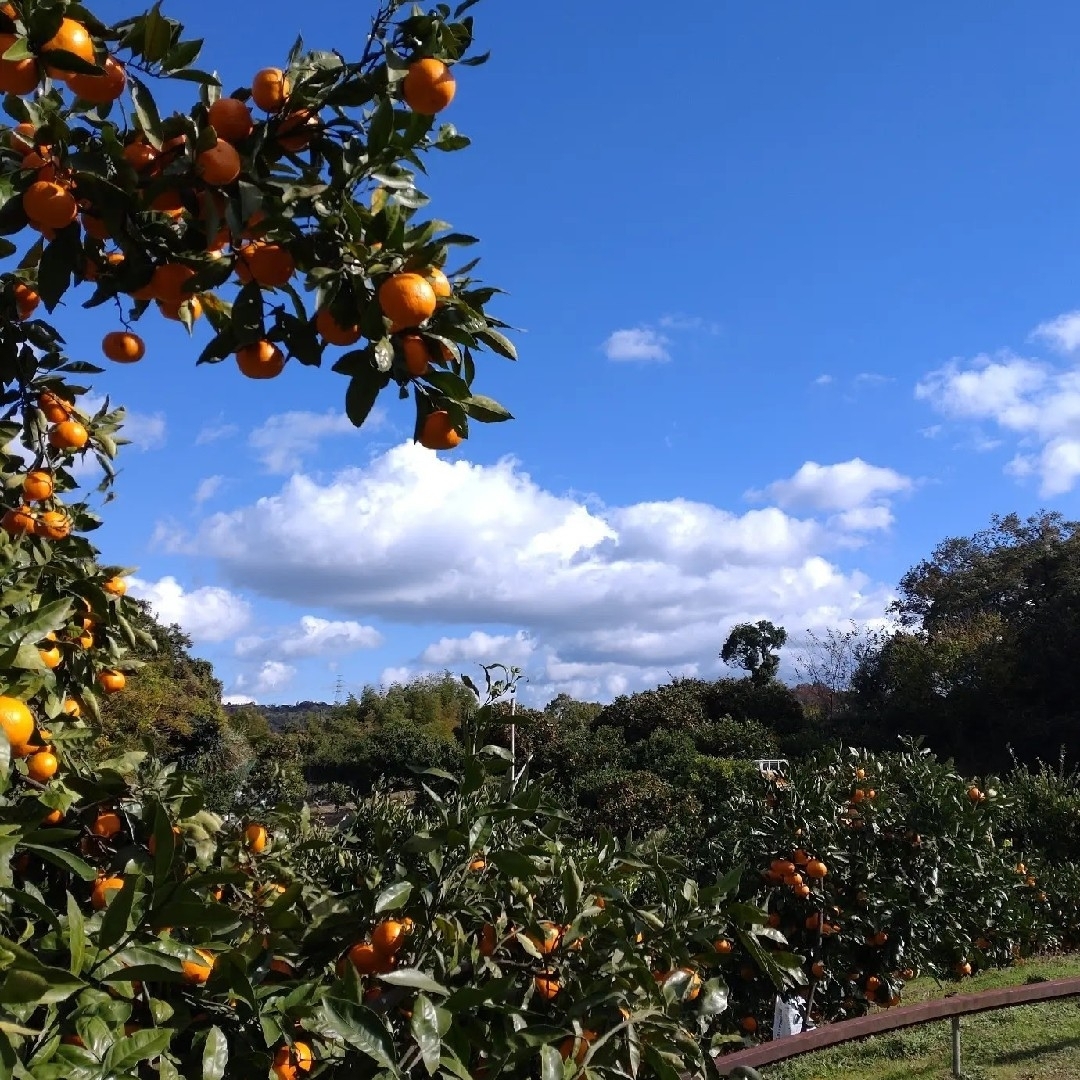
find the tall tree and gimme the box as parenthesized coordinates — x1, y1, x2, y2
(721, 620, 788, 686)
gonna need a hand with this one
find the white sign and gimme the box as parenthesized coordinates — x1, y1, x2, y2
(772, 996, 805, 1039)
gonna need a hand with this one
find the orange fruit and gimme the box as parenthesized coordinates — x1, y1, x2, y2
(66, 56, 125, 103)
(865, 975, 881, 993)
(91, 875, 124, 910)
(478, 923, 497, 956)
(378, 272, 437, 327)
(315, 307, 361, 346)
(103, 575, 127, 596)
(208, 96, 254, 142)
(967, 786, 982, 803)
(469, 855, 485, 872)
(955, 961, 971, 977)
(277, 109, 317, 152)
(122, 139, 158, 172)
(41, 18, 96, 78)
(424, 266, 452, 298)
(0, 696, 34, 748)
(0, 33, 38, 94)
(347, 941, 380, 974)
(197, 138, 241, 185)
(400, 334, 430, 377)
(62, 698, 81, 717)
(157, 296, 203, 322)
(534, 973, 560, 1000)
(37, 510, 70, 540)
(872, 931, 889, 947)
(23, 180, 77, 230)
(251, 67, 289, 112)
(558, 1031, 596, 1066)
(98, 669, 125, 694)
(1, 506, 35, 535)
(811, 961, 826, 979)
(13, 281, 39, 319)
(148, 189, 187, 219)
(372, 919, 408, 957)
(236, 340, 285, 379)
(239, 242, 294, 287)
(22, 470, 53, 501)
(526, 921, 562, 956)
(182, 949, 215, 984)
(794, 883, 811, 898)
(38, 635, 61, 667)
(418, 410, 462, 451)
(91, 810, 122, 838)
(714, 938, 733, 955)
(48, 418, 87, 450)
(805, 860, 828, 880)
(27, 749, 58, 782)
(102, 331, 145, 363)
(150, 263, 196, 304)
(8, 122, 37, 153)
(402, 58, 456, 115)
(243, 822, 268, 852)
(272, 1042, 313, 1080)
(42, 808, 64, 825)
(739, 1016, 757, 1034)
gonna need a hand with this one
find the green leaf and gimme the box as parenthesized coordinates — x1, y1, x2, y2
(410, 994, 441, 1076)
(379, 968, 449, 996)
(66, 892, 85, 976)
(202, 1026, 228, 1080)
(345, 369, 390, 429)
(461, 395, 513, 423)
(374, 881, 412, 914)
(128, 73, 163, 147)
(475, 327, 517, 360)
(230, 279, 265, 345)
(320, 997, 397, 1071)
(142, 5, 173, 64)
(19, 843, 96, 881)
(98, 875, 138, 949)
(540, 1044, 561, 1080)
(105, 1028, 174, 1072)
(0, 966, 83, 1006)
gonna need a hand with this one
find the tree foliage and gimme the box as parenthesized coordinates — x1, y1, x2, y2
(720, 621, 787, 686)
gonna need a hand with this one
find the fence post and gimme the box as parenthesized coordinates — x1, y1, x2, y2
(951, 1015, 962, 1078)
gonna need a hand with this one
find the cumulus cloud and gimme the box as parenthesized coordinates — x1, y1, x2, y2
(196, 419, 239, 445)
(915, 340, 1080, 496)
(175, 442, 896, 698)
(235, 661, 296, 696)
(747, 459, 913, 515)
(236, 615, 382, 659)
(194, 475, 224, 505)
(1032, 311, 1080, 354)
(83, 394, 166, 451)
(249, 409, 380, 473)
(602, 328, 671, 363)
(129, 575, 252, 642)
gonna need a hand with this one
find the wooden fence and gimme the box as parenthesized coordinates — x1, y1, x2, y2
(713, 975, 1080, 1077)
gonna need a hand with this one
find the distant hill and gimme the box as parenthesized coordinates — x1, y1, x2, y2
(224, 700, 335, 731)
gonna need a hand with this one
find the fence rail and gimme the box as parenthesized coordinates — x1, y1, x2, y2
(713, 975, 1080, 1076)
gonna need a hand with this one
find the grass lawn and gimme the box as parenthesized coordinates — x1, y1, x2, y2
(763, 953, 1080, 1080)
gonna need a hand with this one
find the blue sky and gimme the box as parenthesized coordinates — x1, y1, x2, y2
(45, 0, 1080, 705)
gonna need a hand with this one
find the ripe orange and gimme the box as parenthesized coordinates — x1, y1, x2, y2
(148, 188, 187, 219)
(23, 180, 77, 230)
(865, 975, 881, 993)
(424, 266, 452, 298)
(811, 961, 826, 979)
(805, 859, 828, 879)
(0, 696, 34, 748)
(402, 58, 456, 115)
(157, 296, 203, 322)
(98, 669, 126, 694)
(8, 122, 37, 153)
(478, 923, 497, 956)
(243, 822, 268, 852)
(91, 810, 123, 838)
(37, 510, 70, 540)
(714, 938, 734, 955)
(739, 1015, 757, 1033)
(1, 506, 35, 535)
(794, 883, 811, 898)
(419, 410, 462, 451)
(347, 941, 380, 974)
(13, 281, 39, 319)
(208, 96, 254, 142)
(48, 418, 87, 450)
(534, 973, 560, 1000)
(103, 575, 127, 596)
(236, 340, 285, 380)
(967, 786, 982, 803)
(272, 1042, 313, 1080)
(62, 698, 81, 717)
(378, 272, 437, 327)
(677, 967, 702, 1000)
(37, 390, 70, 422)
(954, 961, 972, 977)
(102, 330, 145, 363)
(41, 18, 96, 78)
(182, 949, 215, 984)
(559, 1031, 596, 1066)
(42, 808, 64, 825)
(91, 875, 124, 910)
(197, 138, 241, 185)
(872, 930, 889, 947)
(372, 919, 408, 957)
(251, 67, 289, 112)
(27, 749, 58, 782)
(527, 921, 562, 956)
(238, 242, 294, 288)
(469, 856, 486, 872)
(315, 307, 362, 347)
(400, 334, 430, 377)
(277, 109, 317, 152)
(22, 470, 53, 501)
(150, 263, 196, 304)
(38, 635, 61, 667)
(122, 139, 157, 172)
(0, 33, 38, 94)
(66, 56, 125, 103)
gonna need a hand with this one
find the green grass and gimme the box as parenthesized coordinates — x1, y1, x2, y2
(763, 954, 1080, 1080)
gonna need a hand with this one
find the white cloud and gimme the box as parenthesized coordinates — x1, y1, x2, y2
(602, 328, 671, 363)
(194, 475, 224, 505)
(815, 374, 834, 386)
(833, 506, 894, 532)
(129, 575, 252, 643)
(196, 418, 239, 445)
(236, 615, 382, 659)
(657, 314, 721, 334)
(236, 661, 296, 696)
(223, 694, 257, 706)
(249, 409, 380, 473)
(1032, 310, 1080, 354)
(176, 442, 896, 697)
(747, 459, 913, 514)
(854, 372, 893, 386)
(83, 394, 165, 451)
(916, 336, 1080, 496)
